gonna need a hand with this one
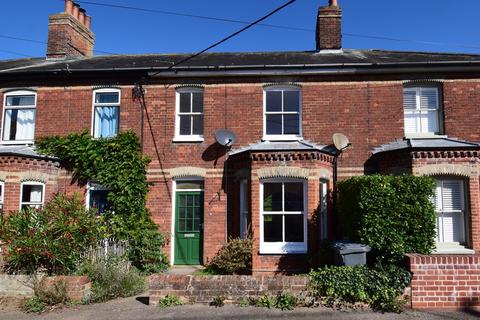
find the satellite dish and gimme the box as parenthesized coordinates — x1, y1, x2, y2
(332, 133, 350, 151)
(215, 129, 237, 147)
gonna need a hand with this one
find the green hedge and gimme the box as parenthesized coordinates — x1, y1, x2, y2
(337, 174, 436, 264)
(308, 265, 412, 312)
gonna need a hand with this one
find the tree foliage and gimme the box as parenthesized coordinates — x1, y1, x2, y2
(36, 131, 167, 273)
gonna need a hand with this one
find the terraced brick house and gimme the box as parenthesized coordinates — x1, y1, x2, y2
(1, 0, 480, 274)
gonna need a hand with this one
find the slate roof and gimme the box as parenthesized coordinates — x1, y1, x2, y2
(1, 49, 480, 75)
(0, 145, 57, 160)
(372, 137, 480, 154)
(229, 140, 336, 156)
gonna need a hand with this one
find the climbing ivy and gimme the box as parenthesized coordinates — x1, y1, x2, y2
(36, 131, 168, 273)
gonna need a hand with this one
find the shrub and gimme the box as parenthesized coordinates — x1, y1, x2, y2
(207, 237, 252, 274)
(37, 131, 168, 273)
(158, 294, 184, 308)
(77, 256, 145, 303)
(24, 296, 46, 313)
(308, 264, 412, 312)
(337, 175, 436, 264)
(0, 193, 103, 275)
(210, 295, 225, 307)
(275, 292, 297, 311)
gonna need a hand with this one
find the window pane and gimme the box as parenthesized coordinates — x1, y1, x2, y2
(176, 181, 204, 189)
(179, 115, 191, 135)
(179, 93, 191, 113)
(22, 185, 43, 203)
(95, 106, 119, 138)
(284, 183, 304, 211)
(192, 92, 204, 113)
(263, 183, 282, 211)
(283, 91, 300, 112)
(6, 95, 35, 106)
(285, 214, 304, 242)
(420, 110, 438, 133)
(90, 190, 109, 214)
(266, 114, 282, 135)
(264, 214, 282, 242)
(95, 92, 119, 104)
(420, 88, 438, 109)
(404, 111, 418, 134)
(192, 115, 203, 135)
(403, 89, 417, 110)
(441, 181, 463, 211)
(284, 114, 300, 135)
(266, 91, 282, 112)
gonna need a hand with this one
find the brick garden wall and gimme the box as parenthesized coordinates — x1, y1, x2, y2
(407, 254, 480, 309)
(149, 274, 308, 304)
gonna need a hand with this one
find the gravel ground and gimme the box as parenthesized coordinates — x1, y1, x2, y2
(1, 296, 479, 320)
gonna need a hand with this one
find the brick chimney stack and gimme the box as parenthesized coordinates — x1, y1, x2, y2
(316, 0, 342, 51)
(47, 0, 95, 59)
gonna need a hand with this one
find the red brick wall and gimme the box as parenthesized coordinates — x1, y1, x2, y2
(407, 254, 480, 309)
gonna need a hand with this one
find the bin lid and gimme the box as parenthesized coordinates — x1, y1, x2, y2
(332, 241, 371, 254)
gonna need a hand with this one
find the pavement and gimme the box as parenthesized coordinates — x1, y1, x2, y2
(1, 295, 479, 320)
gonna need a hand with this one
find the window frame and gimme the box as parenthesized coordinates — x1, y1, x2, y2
(239, 179, 249, 239)
(173, 87, 204, 142)
(433, 178, 467, 246)
(263, 86, 303, 141)
(0, 181, 4, 215)
(91, 88, 121, 139)
(1, 90, 37, 145)
(19, 181, 45, 210)
(86, 181, 111, 214)
(259, 178, 307, 254)
(403, 85, 442, 137)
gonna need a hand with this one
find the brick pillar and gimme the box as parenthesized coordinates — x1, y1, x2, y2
(250, 175, 261, 273)
(469, 176, 480, 250)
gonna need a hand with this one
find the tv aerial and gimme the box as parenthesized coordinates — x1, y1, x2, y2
(332, 133, 351, 151)
(215, 129, 237, 148)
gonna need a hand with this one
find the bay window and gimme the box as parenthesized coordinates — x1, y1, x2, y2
(260, 179, 307, 254)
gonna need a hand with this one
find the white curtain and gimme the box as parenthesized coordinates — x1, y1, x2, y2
(3, 109, 35, 141)
(28, 185, 43, 203)
(95, 106, 119, 138)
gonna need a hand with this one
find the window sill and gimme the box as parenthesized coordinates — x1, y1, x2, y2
(433, 243, 475, 254)
(172, 137, 204, 143)
(404, 134, 446, 139)
(0, 141, 34, 145)
(262, 136, 303, 142)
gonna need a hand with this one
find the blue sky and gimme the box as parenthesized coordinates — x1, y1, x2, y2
(0, 0, 479, 59)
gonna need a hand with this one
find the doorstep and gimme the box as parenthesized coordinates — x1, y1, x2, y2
(165, 266, 204, 275)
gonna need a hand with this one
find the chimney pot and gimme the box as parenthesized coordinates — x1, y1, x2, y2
(65, 0, 73, 15)
(85, 15, 92, 30)
(329, 0, 338, 6)
(72, 3, 80, 19)
(79, 8, 86, 25)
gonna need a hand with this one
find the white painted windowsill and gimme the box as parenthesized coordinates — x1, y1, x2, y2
(433, 243, 475, 255)
(172, 137, 204, 143)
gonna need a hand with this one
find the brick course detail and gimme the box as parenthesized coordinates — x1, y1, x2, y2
(406, 254, 480, 309)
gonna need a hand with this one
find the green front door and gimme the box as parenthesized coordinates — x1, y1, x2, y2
(174, 191, 203, 265)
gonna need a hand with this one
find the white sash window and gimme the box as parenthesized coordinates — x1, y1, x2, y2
(20, 182, 44, 210)
(2, 91, 36, 143)
(403, 87, 440, 136)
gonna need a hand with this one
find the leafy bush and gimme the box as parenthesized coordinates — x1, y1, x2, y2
(37, 131, 168, 273)
(210, 295, 225, 307)
(0, 193, 103, 275)
(308, 265, 412, 312)
(207, 237, 252, 274)
(24, 296, 46, 313)
(337, 175, 436, 264)
(158, 294, 184, 308)
(275, 292, 297, 311)
(77, 256, 145, 303)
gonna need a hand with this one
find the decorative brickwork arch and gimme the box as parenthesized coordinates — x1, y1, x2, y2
(169, 167, 207, 179)
(256, 166, 310, 180)
(414, 164, 473, 178)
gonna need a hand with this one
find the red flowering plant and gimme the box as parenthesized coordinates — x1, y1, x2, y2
(0, 193, 104, 275)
